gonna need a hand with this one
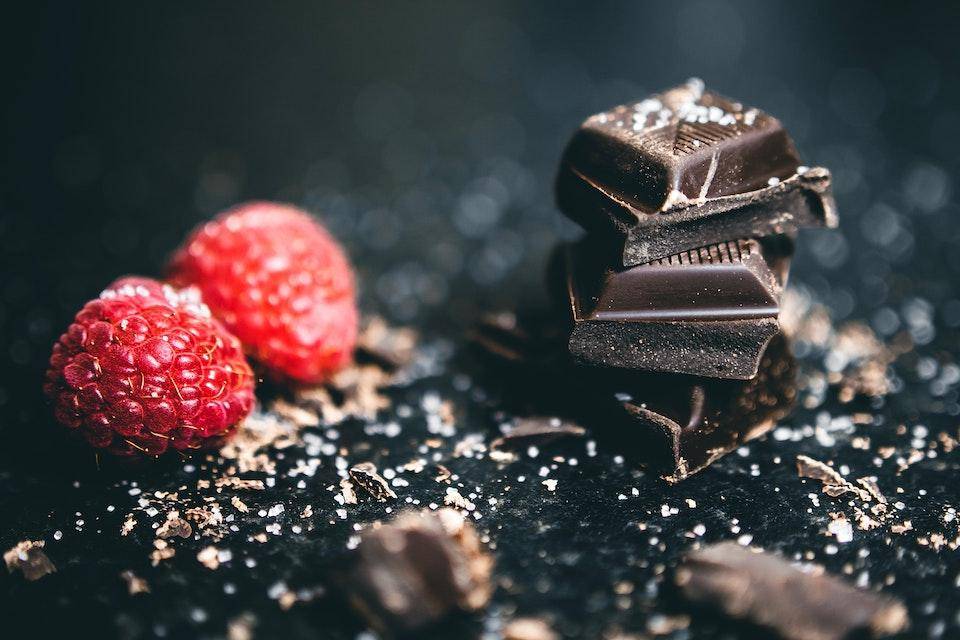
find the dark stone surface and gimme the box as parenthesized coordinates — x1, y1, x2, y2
(2, 2, 960, 639)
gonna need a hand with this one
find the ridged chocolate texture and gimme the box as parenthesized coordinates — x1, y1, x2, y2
(556, 79, 838, 265)
(564, 236, 792, 379)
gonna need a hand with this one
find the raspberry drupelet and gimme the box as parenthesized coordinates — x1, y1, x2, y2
(168, 202, 357, 384)
(44, 277, 255, 457)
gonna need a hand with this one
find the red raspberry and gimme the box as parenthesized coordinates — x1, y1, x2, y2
(168, 202, 357, 384)
(44, 277, 256, 457)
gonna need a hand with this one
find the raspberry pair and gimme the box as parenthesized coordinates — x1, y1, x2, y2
(44, 203, 357, 457)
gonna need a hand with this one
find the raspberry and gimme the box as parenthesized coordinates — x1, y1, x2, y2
(168, 202, 357, 384)
(44, 277, 255, 457)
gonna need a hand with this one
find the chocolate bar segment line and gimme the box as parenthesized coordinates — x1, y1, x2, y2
(568, 239, 782, 324)
(563, 237, 789, 379)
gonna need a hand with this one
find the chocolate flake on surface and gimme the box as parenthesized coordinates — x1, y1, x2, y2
(676, 542, 909, 640)
(4, 540, 56, 581)
(339, 477, 359, 505)
(156, 511, 193, 539)
(343, 508, 492, 633)
(150, 539, 175, 566)
(491, 417, 587, 450)
(220, 412, 300, 474)
(231, 496, 250, 513)
(796, 455, 871, 501)
(120, 513, 137, 536)
(120, 570, 150, 595)
(348, 462, 398, 502)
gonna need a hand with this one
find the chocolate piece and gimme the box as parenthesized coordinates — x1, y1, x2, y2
(470, 315, 796, 481)
(490, 417, 586, 450)
(4, 540, 56, 581)
(348, 462, 398, 502)
(565, 236, 790, 379)
(676, 542, 909, 640)
(609, 333, 796, 482)
(557, 79, 837, 265)
(344, 509, 493, 634)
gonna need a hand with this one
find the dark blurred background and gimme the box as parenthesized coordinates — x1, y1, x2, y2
(2, 1, 959, 437)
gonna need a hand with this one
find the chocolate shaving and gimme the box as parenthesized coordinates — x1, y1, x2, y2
(4, 540, 56, 581)
(343, 508, 492, 633)
(856, 477, 887, 505)
(796, 455, 871, 501)
(491, 417, 587, 450)
(120, 570, 150, 595)
(348, 462, 397, 502)
(339, 478, 359, 505)
(433, 464, 452, 483)
(157, 512, 193, 539)
(676, 542, 909, 640)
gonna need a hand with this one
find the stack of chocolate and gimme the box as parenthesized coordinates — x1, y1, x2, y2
(555, 78, 838, 380)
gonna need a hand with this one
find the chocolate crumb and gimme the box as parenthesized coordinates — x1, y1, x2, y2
(433, 464, 452, 483)
(796, 455, 871, 501)
(120, 514, 137, 536)
(4, 540, 56, 581)
(119, 570, 150, 595)
(339, 478, 359, 505)
(231, 496, 250, 513)
(348, 462, 398, 502)
(150, 539, 175, 566)
(157, 512, 193, 539)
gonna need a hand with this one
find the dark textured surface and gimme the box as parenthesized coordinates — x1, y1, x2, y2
(3, 2, 960, 639)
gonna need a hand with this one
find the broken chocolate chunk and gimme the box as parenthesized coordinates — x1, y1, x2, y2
(343, 509, 493, 634)
(676, 542, 909, 640)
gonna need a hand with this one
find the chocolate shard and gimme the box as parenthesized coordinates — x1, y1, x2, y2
(490, 417, 586, 451)
(610, 333, 796, 482)
(343, 509, 493, 634)
(565, 236, 791, 379)
(557, 79, 837, 265)
(676, 542, 909, 640)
